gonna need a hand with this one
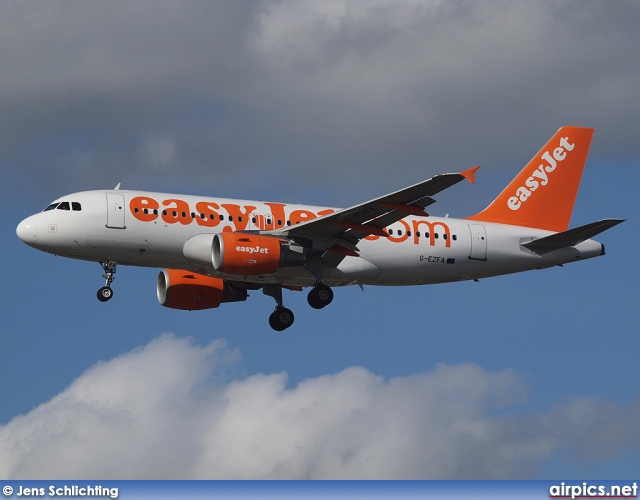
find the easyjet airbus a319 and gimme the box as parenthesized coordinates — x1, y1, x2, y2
(17, 126, 623, 330)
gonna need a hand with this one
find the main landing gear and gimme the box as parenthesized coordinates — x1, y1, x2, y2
(97, 260, 117, 302)
(269, 307, 295, 332)
(263, 282, 334, 331)
(264, 284, 295, 331)
(307, 283, 334, 309)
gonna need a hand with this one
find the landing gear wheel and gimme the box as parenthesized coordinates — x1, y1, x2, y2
(98, 261, 117, 302)
(97, 286, 113, 302)
(269, 307, 295, 331)
(307, 284, 334, 309)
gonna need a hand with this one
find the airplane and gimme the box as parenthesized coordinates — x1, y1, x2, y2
(16, 126, 623, 331)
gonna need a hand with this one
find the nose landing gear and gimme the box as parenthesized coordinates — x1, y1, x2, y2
(97, 286, 113, 302)
(97, 261, 117, 302)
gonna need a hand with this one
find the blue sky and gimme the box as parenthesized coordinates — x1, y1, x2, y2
(1, 1, 639, 479)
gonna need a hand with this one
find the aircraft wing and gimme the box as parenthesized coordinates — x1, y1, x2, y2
(264, 166, 480, 264)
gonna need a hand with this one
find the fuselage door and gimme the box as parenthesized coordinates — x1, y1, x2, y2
(250, 213, 275, 231)
(468, 223, 487, 261)
(106, 194, 126, 229)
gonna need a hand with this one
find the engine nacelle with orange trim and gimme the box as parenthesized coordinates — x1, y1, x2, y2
(157, 269, 247, 310)
(212, 233, 305, 275)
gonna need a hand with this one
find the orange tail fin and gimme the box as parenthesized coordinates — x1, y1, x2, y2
(467, 126, 594, 232)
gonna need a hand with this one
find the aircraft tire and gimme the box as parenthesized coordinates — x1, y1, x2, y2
(97, 286, 113, 302)
(307, 284, 333, 309)
(269, 307, 294, 331)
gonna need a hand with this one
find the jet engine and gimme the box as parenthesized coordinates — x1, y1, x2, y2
(212, 233, 304, 275)
(157, 269, 247, 310)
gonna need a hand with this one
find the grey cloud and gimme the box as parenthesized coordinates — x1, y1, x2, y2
(2, 1, 639, 204)
(1, 334, 638, 479)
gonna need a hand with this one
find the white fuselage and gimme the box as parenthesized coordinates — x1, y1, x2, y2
(16, 189, 604, 288)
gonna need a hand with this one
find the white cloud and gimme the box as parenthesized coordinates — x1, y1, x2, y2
(1, 334, 638, 479)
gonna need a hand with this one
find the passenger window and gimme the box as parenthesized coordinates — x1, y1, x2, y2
(388, 229, 394, 235)
(44, 203, 59, 212)
(453, 235, 457, 241)
(57, 202, 70, 211)
(72, 202, 81, 211)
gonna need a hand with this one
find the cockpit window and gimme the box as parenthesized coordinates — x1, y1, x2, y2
(44, 201, 81, 212)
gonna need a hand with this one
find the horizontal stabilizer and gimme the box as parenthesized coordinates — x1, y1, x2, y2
(522, 219, 624, 254)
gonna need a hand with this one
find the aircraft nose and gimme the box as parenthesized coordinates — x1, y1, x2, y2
(16, 215, 38, 246)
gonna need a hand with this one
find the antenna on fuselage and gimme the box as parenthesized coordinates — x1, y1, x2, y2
(114, 183, 121, 190)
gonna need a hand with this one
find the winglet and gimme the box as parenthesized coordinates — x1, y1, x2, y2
(460, 166, 480, 184)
